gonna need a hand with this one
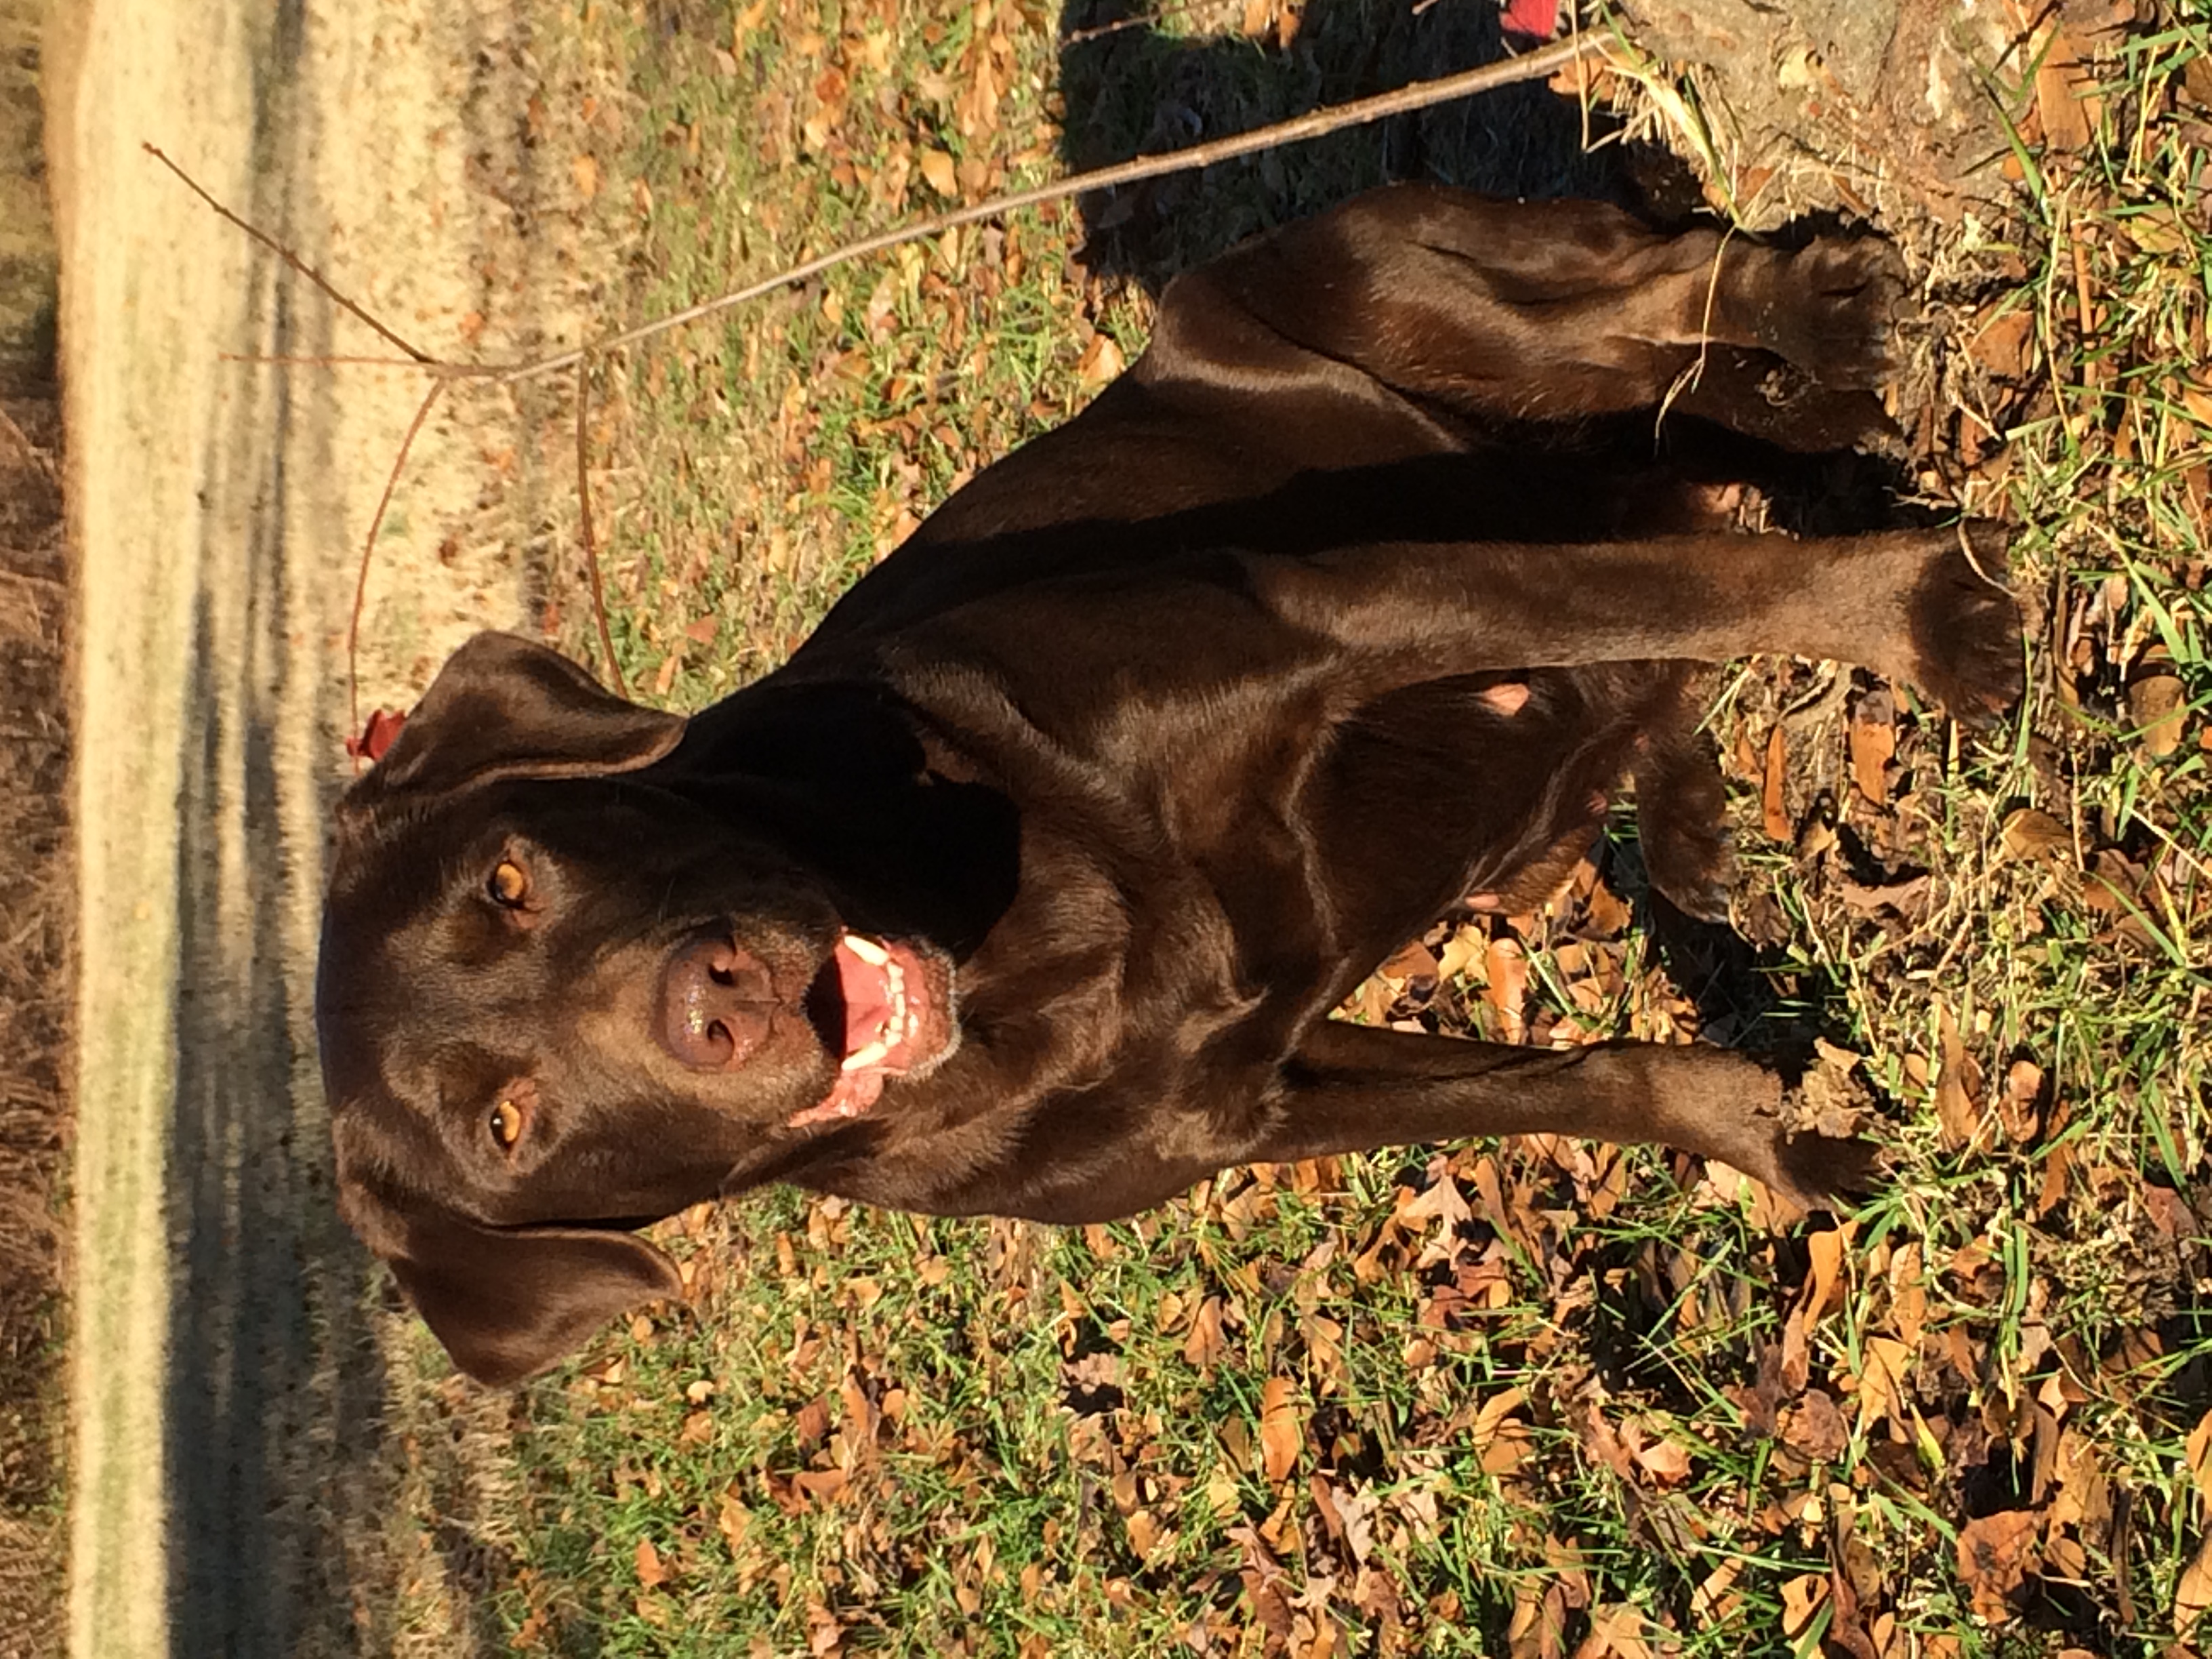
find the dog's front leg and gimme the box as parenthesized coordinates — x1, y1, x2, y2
(1252, 1020, 1871, 1211)
(1254, 524, 2021, 716)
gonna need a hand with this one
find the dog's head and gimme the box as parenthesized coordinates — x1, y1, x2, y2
(318, 633, 957, 1383)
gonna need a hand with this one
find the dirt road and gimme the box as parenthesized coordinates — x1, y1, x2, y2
(50, 0, 590, 1648)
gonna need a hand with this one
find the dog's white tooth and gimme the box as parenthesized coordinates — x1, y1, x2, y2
(842, 1038, 890, 1073)
(842, 933, 890, 966)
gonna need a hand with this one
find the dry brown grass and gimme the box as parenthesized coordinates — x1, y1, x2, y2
(0, 3, 68, 1648)
(0, 389, 68, 1659)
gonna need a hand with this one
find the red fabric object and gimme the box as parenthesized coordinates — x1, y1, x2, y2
(346, 708, 407, 762)
(1500, 0, 1558, 41)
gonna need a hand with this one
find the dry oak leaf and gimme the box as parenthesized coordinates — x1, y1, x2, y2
(2127, 642, 2187, 758)
(2177, 1530, 2212, 1630)
(1780, 1388, 1849, 1463)
(1849, 691, 1896, 806)
(1761, 724, 1792, 842)
(1075, 331, 1126, 392)
(1183, 1295, 1229, 1370)
(634, 1536, 669, 1589)
(1999, 1059, 2045, 1145)
(918, 148, 957, 199)
(1849, 1336, 1915, 1437)
(1957, 1509, 2041, 1623)
(1936, 1002, 1988, 1153)
(1258, 1376, 1301, 1483)
(1999, 807, 2070, 866)
(1779, 1573, 1828, 1639)
(1483, 935, 1528, 1043)
(2188, 1406, 2212, 1501)
(1969, 304, 2037, 380)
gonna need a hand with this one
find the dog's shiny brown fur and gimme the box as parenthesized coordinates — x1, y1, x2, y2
(318, 186, 2021, 1385)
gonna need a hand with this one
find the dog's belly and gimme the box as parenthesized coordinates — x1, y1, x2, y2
(1301, 663, 1682, 985)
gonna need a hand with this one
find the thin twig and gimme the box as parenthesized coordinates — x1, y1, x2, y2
(165, 38, 1595, 393)
(218, 352, 452, 370)
(1063, 0, 1216, 48)
(494, 36, 1593, 386)
(144, 144, 432, 365)
(171, 37, 1596, 389)
(575, 361, 626, 697)
(348, 377, 448, 755)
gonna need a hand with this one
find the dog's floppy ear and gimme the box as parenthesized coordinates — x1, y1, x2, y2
(363, 632, 684, 799)
(379, 1205, 685, 1387)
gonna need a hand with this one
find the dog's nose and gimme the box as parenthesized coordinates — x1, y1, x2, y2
(659, 937, 776, 1068)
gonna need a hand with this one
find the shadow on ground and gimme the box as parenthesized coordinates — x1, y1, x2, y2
(1056, 0, 1657, 286)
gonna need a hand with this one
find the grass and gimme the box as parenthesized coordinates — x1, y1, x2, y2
(370, 1, 2212, 1654)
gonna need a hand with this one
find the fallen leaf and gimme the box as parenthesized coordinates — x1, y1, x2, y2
(2083, 848, 2165, 947)
(1761, 724, 1791, 842)
(1183, 1296, 1227, 1370)
(1779, 1574, 1828, 1639)
(1969, 304, 2036, 380)
(2011, 5, 2100, 149)
(1849, 692, 1896, 806)
(1633, 1435, 1692, 1485)
(1781, 1389, 1849, 1462)
(1501, 0, 1559, 40)
(346, 708, 407, 762)
(1889, 1242, 1927, 1349)
(1435, 924, 1486, 981)
(2127, 643, 2186, 757)
(573, 152, 601, 199)
(2000, 1059, 2044, 1145)
(1936, 1002, 1987, 1153)
(1378, 939, 1439, 987)
(1581, 1406, 1635, 1477)
(717, 1486, 750, 1554)
(1999, 807, 2071, 866)
(2190, 1409, 2212, 1501)
(1126, 1509, 1161, 1559)
(1483, 937, 1528, 1042)
(1259, 1376, 1300, 1483)
(1803, 1224, 1847, 1322)
(2176, 1534, 2212, 1636)
(635, 1536, 668, 1589)
(1851, 1336, 1915, 1435)
(1957, 1510, 2040, 1623)
(1693, 1557, 1743, 1622)
(918, 148, 957, 199)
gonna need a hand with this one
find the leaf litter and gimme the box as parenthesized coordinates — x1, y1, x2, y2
(364, 1, 2212, 1655)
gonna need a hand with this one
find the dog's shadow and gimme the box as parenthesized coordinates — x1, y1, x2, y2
(1054, 0, 1674, 288)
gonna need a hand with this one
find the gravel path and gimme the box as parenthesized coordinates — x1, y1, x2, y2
(50, 0, 586, 1647)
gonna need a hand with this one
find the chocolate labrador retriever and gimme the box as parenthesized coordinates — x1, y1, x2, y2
(318, 185, 2021, 1385)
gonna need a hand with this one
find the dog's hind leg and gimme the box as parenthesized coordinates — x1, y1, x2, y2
(1155, 183, 1905, 438)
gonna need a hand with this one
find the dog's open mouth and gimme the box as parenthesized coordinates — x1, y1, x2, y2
(790, 933, 956, 1127)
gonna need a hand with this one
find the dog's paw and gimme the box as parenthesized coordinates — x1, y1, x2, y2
(1760, 239, 1907, 391)
(1765, 1126, 1883, 1214)
(1639, 792, 1736, 924)
(1907, 521, 2024, 724)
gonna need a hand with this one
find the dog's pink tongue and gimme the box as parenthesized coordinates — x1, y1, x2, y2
(789, 1067, 885, 1128)
(834, 937, 893, 1054)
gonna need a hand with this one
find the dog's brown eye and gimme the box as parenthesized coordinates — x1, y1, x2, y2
(489, 1098, 525, 1149)
(489, 860, 529, 907)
